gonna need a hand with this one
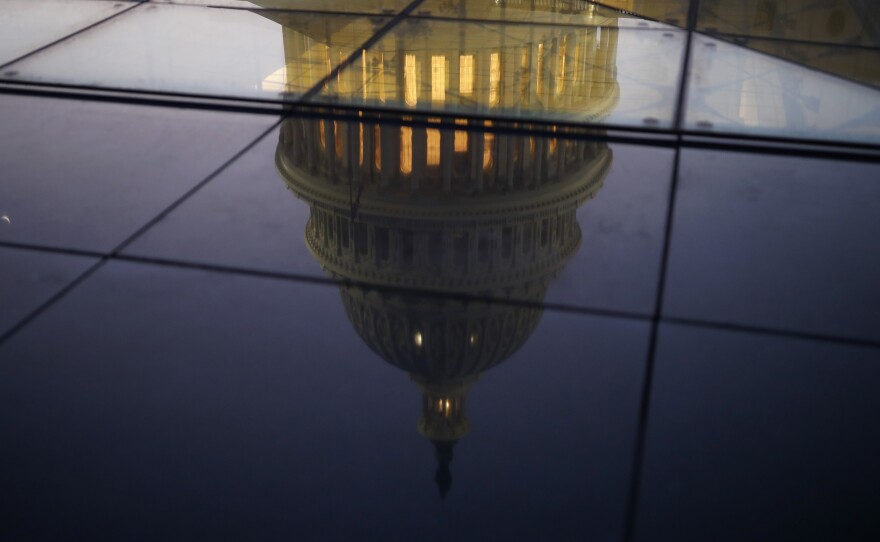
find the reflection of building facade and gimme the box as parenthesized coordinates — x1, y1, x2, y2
(279, 116, 612, 496)
(260, 2, 621, 118)
(267, 3, 620, 496)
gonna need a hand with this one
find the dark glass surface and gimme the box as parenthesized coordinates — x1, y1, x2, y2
(0, 260, 650, 540)
(664, 149, 880, 341)
(0, 94, 276, 252)
(636, 323, 880, 541)
(0, 246, 96, 336)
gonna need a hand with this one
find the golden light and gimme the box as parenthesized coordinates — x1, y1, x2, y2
(556, 37, 567, 96)
(459, 54, 474, 95)
(414, 330, 423, 348)
(427, 128, 440, 166)
(361, 49, 368, 102)
(404, 54, 418, 106)
(489, 52, 501, 106)
(469, 333, 477, 346)
(431, 55, 447, 103)
(483, 132, 494, 171)
(359, 123, 364, 166)
(537, 43, 544, 96)
(454, 118, 468, 153)
(400, 126, 413, 174)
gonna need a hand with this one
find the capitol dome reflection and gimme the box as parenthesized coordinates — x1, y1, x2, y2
(269, 2, 620, 496)
(278, 115, 612, 495)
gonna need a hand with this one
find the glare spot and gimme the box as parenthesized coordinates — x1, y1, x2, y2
(0, 215, 9, 224)
(414, 331, 423, 348)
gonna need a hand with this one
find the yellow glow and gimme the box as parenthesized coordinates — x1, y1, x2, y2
(427, 128, 440, 166)
(454, 131, 467, 153)
(374, 125, 382, 171)
(459, 55, 474, 95)
(414, 330, 423, 347)
(537, 43, 544, 96)
(361, 50, 368, 102)
(400, 127, 413, 174)
(318, 121, 326, 150)
(359, 123, 364, 166)
(469, 333, 477, 346)
(431, 56, 446, 103)
(483, 132, 494, 171)
(453, 118, 468, 153)
(556, 38, 567, 96)
(444, 399, 451, 416)
(404, 54, 418, 106)
(489, 53, 501, 106)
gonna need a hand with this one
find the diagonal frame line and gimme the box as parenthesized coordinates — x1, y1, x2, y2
(0, 116, 284, 347)
(0, 1, 146, 73)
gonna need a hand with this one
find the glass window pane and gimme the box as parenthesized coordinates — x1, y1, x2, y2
(1, 4, 388, 101)
(0, 0, 130, 66)
(685, 34, 880, 144)
(309, 18, 686, 130)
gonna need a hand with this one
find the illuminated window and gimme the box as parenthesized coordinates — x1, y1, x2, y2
(405, 54, 418, 106)
(400, 126, 413, 174)
(454, 130, 468, 153)
(556, 37, 567, 96)
(431, 56, 447, 103)
(359, 123, 364, 166)
(361, 50, 368, 102)
(489, 52, 502, 106)
(460, 55, 474, 95)
(427, 128, 440, 166)
(536, 43, 544, 96)
(374, 125, 382, 171)
(483, 132, 495, 171)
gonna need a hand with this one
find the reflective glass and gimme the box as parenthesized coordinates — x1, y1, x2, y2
(625, 0, 690, 27)
(1, 4, 388, 101)
(309, 19, 686, 129)
(414, 0, 676, 29)
(0, 259, 650, 540)
(713, 36, 880, 89)
(685, 34, 880, 144)
(0, 0, 130, 66)
(125, 116, 674, 316)
(152, 0, 415, 14)
(697, 0, 880, 47)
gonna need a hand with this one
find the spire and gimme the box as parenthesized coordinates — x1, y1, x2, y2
(433, 440, 456, 499)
